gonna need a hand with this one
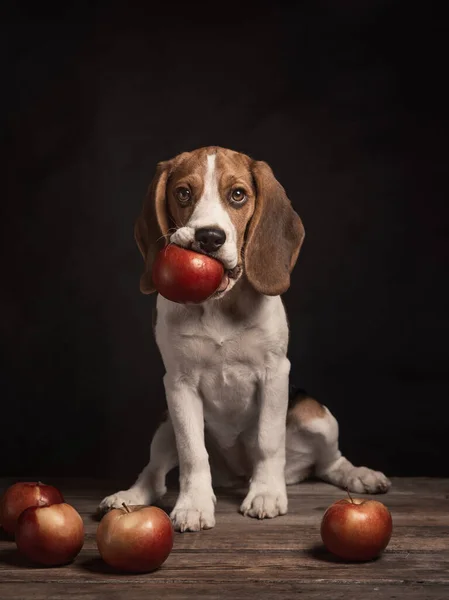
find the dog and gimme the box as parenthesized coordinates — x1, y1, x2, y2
(99, 146, 390, 531)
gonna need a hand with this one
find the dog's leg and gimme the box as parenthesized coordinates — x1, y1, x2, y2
(97, 417, 178, 514)
(240, 357, 290, 519)
(165, 373, 216, 532)
(286, 395, 391, 494)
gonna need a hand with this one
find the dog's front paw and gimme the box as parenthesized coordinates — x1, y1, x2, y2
(344, 467, 391, 494)
(171, 508, 215, 532)
(97, 488, 150, 516)
(240, 484, 288, 519)
(170, 492, 216, 532)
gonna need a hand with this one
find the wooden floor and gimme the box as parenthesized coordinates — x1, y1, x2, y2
(1, 478, 448, 599)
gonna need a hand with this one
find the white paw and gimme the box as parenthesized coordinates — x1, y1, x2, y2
(345, 467, 391, 494)
(240, 484, 288, 519)
(171, 508, 215, 532)
(98, 488, 150, 515)
(170, 492, 216, 532)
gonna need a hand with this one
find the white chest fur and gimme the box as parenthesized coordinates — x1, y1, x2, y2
(155, 285, 289, 443)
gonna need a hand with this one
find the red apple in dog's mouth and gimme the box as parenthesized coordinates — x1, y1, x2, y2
(216, 272, 229, 293)
(152, 244, 226, 303)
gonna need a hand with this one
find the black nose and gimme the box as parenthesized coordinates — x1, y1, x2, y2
(194, 228, 226, 254)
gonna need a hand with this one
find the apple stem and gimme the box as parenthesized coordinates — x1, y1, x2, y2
(122, 502, 131, 513)
(346, 487, 355, 504)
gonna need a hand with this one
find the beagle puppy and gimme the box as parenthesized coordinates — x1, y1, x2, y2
(99, 147, 390, 532)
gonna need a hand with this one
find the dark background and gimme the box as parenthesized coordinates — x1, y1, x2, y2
(1, 0, 448, 480)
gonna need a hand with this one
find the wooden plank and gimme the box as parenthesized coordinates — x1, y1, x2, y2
(7, 523, 440, 553)
(56, 487, 449, 535)
(73, 486, 449, 510)
(67, 484, 449, 521)
(0, 548, 448, 584)
(1, 582, 449, 600)
(3, 493, 448, 551)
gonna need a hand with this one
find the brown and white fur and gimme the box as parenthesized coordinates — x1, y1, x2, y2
(99, 147, 390, 532)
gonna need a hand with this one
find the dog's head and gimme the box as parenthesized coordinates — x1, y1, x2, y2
(135, 147, 305, 299)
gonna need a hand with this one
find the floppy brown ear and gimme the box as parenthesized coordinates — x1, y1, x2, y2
(245, 160, 305, 296)
(134, 161, 171, 294)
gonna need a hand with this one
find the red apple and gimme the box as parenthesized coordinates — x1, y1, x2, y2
(152, 244, 225, 303)
(96, 504, 174, 573)
(15, 503, 84, 566)
(0, 482, 64, 535)
(320, 494, 393, 561)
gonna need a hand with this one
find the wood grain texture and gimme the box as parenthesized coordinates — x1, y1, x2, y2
(1, 478, 448, 599)
(1, 583, 449, 600)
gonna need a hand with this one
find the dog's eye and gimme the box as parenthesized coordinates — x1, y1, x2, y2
(176, 187, 191, 205)
(230, 188, 247, 203)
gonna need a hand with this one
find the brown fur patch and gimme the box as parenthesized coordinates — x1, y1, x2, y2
(166, 149, 210, 227)
(134, 162, 172, 294)
(244, 160, 305, 296)
(287, 395, 326, 427)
